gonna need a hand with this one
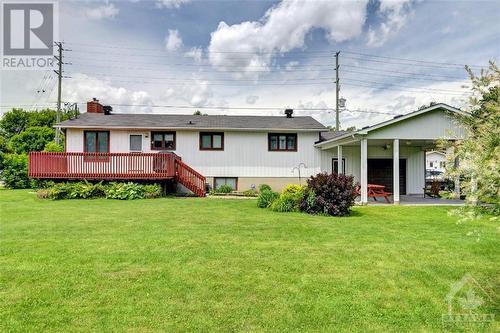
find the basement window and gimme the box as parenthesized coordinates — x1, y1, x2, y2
(214, 177, 237, 191)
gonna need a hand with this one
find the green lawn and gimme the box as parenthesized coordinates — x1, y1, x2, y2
(0, 190, 498, 332)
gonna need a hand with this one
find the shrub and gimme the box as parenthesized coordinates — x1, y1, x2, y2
(281, 184, 304, 195)
(44, 141, 64, 152)
(242, 189, 258, 197)
(46, 182, 72, 200)
(68, 181, 105, 199)
(257, 189, 279, 208)
(270, 185, 305, 212)
(0, 108, 30, 139)
(258, 184, 272, 192)
(37, 181, 163, 200)
(1, 153, 31, 188)
(143, 184, 162, 198)
(300, 172, 357, 216)
(270, 192, 300, 212)
(8, 126, 55, 154)
(216, 184, 233, 194)
(301, 190, 317, 213)
(105, 182, 145, 200)
(0, 136, 10, 169)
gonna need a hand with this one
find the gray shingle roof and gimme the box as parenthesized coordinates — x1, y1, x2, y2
(56, 113, 326, 131)
(319, 130, 350, 141)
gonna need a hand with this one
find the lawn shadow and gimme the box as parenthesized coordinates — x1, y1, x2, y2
(347, 209, 364, 218)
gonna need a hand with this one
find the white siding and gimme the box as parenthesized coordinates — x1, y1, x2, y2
(366, 110, 465, 140)
(65, 128, 322, 178)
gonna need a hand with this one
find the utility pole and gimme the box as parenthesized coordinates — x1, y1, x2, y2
(335, 51, 343, 175)
(54, 42, 63, 144)
(335, 51, 340, 131)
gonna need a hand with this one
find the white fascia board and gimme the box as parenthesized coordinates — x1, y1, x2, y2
(316, 135, 362, 149)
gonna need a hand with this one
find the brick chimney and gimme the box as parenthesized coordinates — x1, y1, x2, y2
(87, 98, 104, 113)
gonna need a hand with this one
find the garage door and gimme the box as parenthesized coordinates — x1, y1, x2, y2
(368, 159, 406, 194)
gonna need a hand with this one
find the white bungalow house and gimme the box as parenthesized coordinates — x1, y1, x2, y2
(28, 100, 466, 203)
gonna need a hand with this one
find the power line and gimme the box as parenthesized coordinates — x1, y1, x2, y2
(343, 78, 467, 94)
(66, 72, 334, 82)
(343, 55, 475, 70)
(67, 77, 333, 86)
(341, 50, 486, 68)
(64, 42, 489, 68)
(68, 76, 467, 92)
(0, 102, 403, 116)
(341, 64, 466, 80)
(64, 41, 335, 54)
(341, 69, 464, 83)
(66, 55, 333, 68)
(69, 48, 334, 60)
(342, 82, 469, 96)
(70, 62, 333, 73)
(80, 103, 409, 116)
(64, 42, 487, 68)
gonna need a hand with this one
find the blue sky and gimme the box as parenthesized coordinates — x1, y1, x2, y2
(1, 0, 499, 128)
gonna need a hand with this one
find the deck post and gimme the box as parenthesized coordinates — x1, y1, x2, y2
(393, 139, 400, 204)
(360, 138, 368, 204)
(337, 145, 343, 174)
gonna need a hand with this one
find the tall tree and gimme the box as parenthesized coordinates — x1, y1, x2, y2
(446, 61, 499, 214)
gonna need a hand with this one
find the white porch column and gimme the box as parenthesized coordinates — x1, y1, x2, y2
(337, 146, 343, 174)
(360, 138, 368, 204)
(393, 139, 400, 204)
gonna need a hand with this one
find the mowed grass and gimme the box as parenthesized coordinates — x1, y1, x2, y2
(0, 190, 498, 332)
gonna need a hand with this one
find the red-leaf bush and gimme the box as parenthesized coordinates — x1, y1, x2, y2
(300, 172, 358, 216)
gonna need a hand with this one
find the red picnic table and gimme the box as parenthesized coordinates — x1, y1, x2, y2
(356, 184, 393, 203)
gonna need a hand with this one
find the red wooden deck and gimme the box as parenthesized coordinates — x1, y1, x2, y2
(28, 152, 206, 197)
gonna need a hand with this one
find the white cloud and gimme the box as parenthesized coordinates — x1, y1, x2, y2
(156, 0, 191, 9)
(184, 47, 203, 63)
(367, 0, 413, 47)
(165, 29, 183, 51)
(246, 95, 259, 104)
(285, 61, 300, 71)
(86, 4, 119, 20)
(64, 74, 153, 113)
(208, 0, 368, 77)
(163, 79, 213, 107)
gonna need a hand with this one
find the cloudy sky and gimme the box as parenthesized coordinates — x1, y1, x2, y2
(1, 0, 499, 128)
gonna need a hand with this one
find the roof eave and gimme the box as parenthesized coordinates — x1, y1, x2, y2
(55, 125, 325, 132)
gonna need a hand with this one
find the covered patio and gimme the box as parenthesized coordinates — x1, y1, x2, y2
(316, 104, 467, 205)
